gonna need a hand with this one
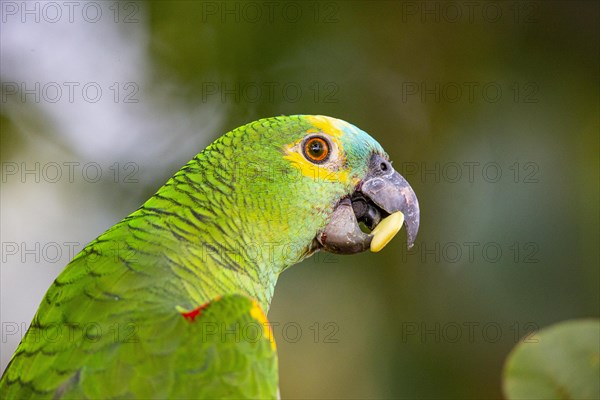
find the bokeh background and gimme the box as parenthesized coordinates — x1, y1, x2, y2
(1, 1, 598, 398)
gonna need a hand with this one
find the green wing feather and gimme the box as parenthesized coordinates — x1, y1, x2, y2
(2, 295, 277, 399)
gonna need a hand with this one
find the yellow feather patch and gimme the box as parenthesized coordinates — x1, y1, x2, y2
(283, 151, 351, 184)
(283, 117, 358, 185)
(250, 300, 276, 350)
(305, 115, 349, 138)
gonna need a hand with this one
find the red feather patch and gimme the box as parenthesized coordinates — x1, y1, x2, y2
(181, 302, 211, 322)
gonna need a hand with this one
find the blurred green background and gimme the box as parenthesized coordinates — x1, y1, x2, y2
(1, 1, 598, 398)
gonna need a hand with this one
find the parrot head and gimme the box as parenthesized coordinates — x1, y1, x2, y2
(210, 115, 419, 265)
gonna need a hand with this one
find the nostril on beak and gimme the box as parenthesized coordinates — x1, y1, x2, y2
(379, 160, 392, 173)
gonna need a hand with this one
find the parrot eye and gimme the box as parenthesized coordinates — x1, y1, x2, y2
(303, 136, 330, 164)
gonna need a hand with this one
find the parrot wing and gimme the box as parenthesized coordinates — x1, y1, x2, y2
(2, 295, 278, 399)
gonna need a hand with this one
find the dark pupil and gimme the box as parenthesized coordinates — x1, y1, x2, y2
(309, 140, 323, 156)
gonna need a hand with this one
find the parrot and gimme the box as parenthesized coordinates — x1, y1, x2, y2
(0, 115, 420, 399)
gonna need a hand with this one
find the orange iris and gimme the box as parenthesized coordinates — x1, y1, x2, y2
(304, 137, 329, 163)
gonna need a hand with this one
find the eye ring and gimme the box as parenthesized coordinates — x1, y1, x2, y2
(302, 136, 330, 164)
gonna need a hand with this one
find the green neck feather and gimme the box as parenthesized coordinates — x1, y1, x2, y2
(112, 117, 346, 312)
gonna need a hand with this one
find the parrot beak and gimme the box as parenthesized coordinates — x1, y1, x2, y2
(316, 154, 420, 254)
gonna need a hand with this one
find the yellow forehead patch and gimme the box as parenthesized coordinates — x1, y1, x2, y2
(305, 115, 350, 138)
(250, 300, 276, 350)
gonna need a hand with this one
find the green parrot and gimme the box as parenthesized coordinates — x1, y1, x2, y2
(1, 115, 419, 399)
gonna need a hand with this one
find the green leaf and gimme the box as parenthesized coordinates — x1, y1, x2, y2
(503, 319, 600, 400)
